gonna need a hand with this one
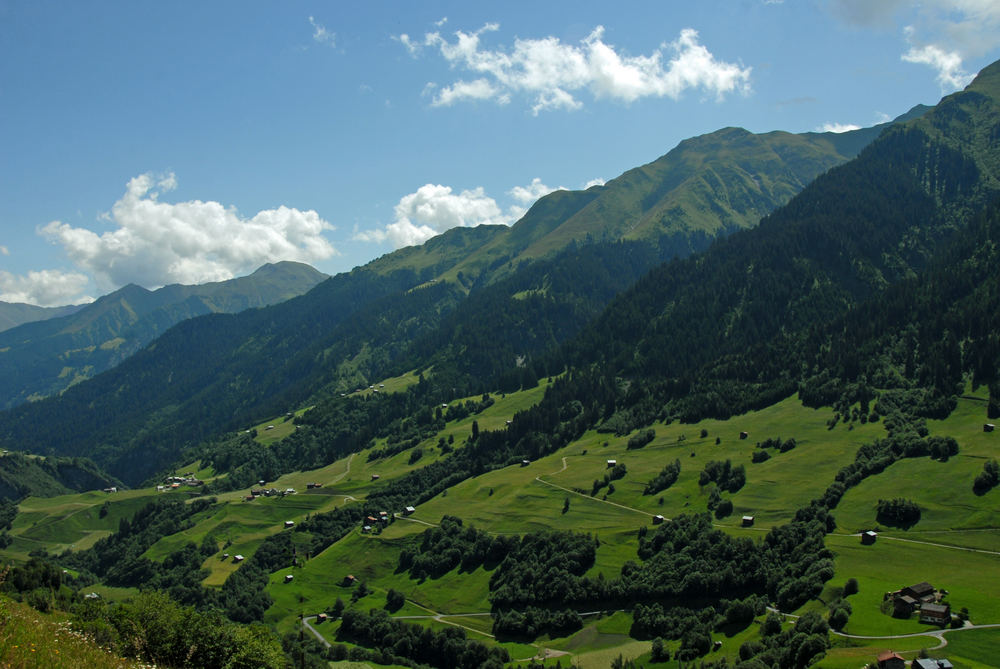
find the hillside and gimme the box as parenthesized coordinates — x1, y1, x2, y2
(0, 260, 328, 409)
(0, 110, 922, 487)
(1, 57, 1000, 669)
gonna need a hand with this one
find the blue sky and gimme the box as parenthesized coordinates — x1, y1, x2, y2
(3, 0, 1000, 306)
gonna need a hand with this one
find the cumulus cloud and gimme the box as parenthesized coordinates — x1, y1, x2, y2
(0, 245, 8, 255)
(40, 172, 336, 292)
(509, 177, 563, 205)
(584, 178, 606, 189)
(0, 269, 93, 307)
(309, 16, 336, 47)
(819, 122, 861, 133)
(399, 24, 751, 114)
(902, 34, 974, 91)
(357, 178, 561, 249)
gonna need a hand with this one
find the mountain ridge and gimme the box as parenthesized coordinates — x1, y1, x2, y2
(0, 261, 328, 409)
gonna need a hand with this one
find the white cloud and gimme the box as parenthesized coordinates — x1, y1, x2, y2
(309, 16, 336, 47)
(40, 172, 337, 292)
(357, 178, 561, 249)
(0, 245, 8, 255)
(509, 177, 563, 205)
(584, 178, 606, 189)
(819, 122, 861, 133)
(401, 24, 751, 114)
(0, 269, 93, 307)
(902, 31, 974, 91)
(831, 1, 1000, 93)
(874, 111, 892, 123)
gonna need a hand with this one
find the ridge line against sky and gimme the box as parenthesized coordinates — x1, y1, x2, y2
(2, 0, 999, 306)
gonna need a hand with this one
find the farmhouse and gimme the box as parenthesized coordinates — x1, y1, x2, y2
(875, 651, 905, 669)
(284, 520, 294, 528)
(317, 613, 328, 622)
(521, 459, 531, 467)
(306, 482, 322, 489)
(652, 515, 665, 525)
(893, 595, 919, 617)
(233, 555, 244, 562)
(404, 506, 416, 515)
(741, 515, 754, 527)
(284, 574, 293, 583)
(985, 423, 995, 432)
(912, 659, 955, 669)
(371, 473, 380, 480)
(607, 459, 617, 467)
(861, 530, 877, 545)
(888, 581, 940, 617)
(919, 602, 951, 625)
(739, 431, 749, 440)
(902, 582, 936, 603)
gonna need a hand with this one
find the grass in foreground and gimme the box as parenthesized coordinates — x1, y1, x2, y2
(0, 594, 148, 669)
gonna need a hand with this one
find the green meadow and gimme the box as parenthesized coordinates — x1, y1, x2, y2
(3, 383, 998, 668)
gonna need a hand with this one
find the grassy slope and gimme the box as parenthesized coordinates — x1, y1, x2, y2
(4, 383, 998, 667)
(0, 593, 147, 669)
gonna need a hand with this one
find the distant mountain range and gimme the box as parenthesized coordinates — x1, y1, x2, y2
(0, 261, 328, 409)
(0, 302, 86, 333)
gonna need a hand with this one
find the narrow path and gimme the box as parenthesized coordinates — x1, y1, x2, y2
(770, 607, 1000, 645)
(328, 453, 354, 485)
(393, 514, 438, 527)
(534, 476, 655, 518)
(301, 616, 330, 647)
(875, 534, 1000, 556)
(548, 456, 568, 475)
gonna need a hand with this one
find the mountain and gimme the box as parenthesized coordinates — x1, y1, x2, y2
(408, 106, 928, 284)
(0, 106, 929, 485)
(0, 302, 86, 333)
(0, 261, 328, 409)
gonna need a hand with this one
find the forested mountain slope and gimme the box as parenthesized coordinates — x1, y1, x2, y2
(0, 261, 328, 409)
(555, 64, 1000, 423)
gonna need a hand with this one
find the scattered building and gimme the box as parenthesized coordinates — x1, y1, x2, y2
(875, 651, 906, 669)
(317, 613, 328, 622)
(912, 659, 954, 669)
(919, 602, 952, 625)
(284, 574, 294, 583)
(103, 487, 118, 493)
(607, 459, 617, 468)
(861, 530, 878, 545)
(306, 482, 322, 489)
(741, 515, 755, 527)
(893, 595, 920, 618)
(739, 431, 749, 440)
(404, 506, 416, 515)
(985, 423, 995, 433)
(652, 515, 665, 525)
(233, 555, 244, 563)
(284, 521, 295, 528)
(521, 459, 531, 467)
(371, 473, 380, 480)
(902, 582, 936, 603)
(887, 582, 940, 618)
